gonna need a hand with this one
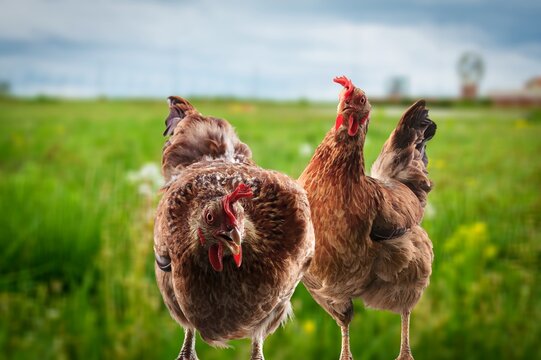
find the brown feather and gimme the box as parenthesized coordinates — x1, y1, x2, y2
(371, 99, 437, 206)
(161, 96, 253, 182)
(298, 99, 435, 323)
(155, 160, 314, 346)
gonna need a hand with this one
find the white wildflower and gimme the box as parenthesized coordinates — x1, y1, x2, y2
(137, 183, 153, 197)
(299, 143, 313, 157)
(425, 201, 436, 219)
(46, 308, 60, 320)
(127, 162, 164, 196)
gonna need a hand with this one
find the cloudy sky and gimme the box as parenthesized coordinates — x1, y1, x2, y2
(0, 0, 540, 99)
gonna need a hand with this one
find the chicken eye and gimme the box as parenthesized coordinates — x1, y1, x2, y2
(205, 211, 214, 224)
(360, 95, 366, 104)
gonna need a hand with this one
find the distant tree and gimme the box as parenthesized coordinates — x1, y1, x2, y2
(457, 52, 484, 99)
(0, 81, 11, 97)
(387, 76, 409, 101)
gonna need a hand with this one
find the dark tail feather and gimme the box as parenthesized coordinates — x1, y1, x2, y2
(163, 96, 196, 136)
(371, 99, 437, 206)
(417, 115, 437, 168)
(393, 99, 436, 170)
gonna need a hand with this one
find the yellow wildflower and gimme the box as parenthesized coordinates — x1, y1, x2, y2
(431, 159, 447, 170)
(483, 245, 498, 260)
(471, 222, 487, 238)
(11, 133, 24, 147)
(514, 119, 528, 129)
(302, 320, 316, 334)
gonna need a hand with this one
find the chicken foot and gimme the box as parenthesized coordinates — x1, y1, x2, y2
(250, 337, 265, 360)
(177, 328, 198, 360)
(395, 311, 413, 360)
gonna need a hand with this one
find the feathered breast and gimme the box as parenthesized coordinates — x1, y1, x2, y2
(166, 161, 310, 255)
(159, 161, 313, 340)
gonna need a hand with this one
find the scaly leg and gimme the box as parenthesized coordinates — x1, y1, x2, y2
(395, 311, 414, 360)
(310, 294, 354, 360)
(305, 287, 354, 360)
(250, 337, 265, 360)
(177, 328, 198, 360)
(339, 324, 353, 360)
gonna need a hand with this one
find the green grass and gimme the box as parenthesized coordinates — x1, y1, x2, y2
(0, 97, 540, 359)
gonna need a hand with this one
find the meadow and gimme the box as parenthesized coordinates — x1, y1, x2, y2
(0, 97, 540, 360)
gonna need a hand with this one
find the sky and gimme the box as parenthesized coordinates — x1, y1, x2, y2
(0, 0, 540, 99)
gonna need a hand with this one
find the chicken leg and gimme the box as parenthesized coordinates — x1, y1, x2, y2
(339, 325, 353, 360)
(177, 328, 198, 360)
(307, 291, 354, 360)
(250, 337, 265, 360)
(395, 311, 413, 360)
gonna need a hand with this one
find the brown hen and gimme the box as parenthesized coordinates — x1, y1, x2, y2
(154, 97, 314, 360)
(299, 76, 436, 360)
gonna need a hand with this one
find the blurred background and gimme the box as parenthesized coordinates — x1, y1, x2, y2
(1, 0, 540, 359)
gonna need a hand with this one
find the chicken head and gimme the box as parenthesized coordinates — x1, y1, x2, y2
(334, 76, 372, 136)
(197, 183, 253, 272)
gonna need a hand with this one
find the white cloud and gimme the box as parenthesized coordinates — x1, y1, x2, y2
(1, 0, 540, 98)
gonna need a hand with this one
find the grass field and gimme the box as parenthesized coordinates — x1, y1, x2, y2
(0, 97, 540, 360)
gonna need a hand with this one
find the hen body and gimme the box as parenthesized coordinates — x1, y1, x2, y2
(299, 79, 435, 360)
(154, 97, 314, 360)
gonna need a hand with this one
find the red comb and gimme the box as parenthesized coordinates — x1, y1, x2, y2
(222, 183, 253, 227)
(333, 76, 354, 99)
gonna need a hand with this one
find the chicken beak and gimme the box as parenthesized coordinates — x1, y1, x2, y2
(216, 228, 242, 257)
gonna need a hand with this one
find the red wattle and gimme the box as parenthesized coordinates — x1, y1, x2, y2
(208, 242, 223, 272)
(348, 114, 359, 136)
(233, 248, 242, 268)
(335, 114, 344, 131)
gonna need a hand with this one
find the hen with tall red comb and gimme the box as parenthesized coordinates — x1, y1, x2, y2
(299, 80, 435, 360)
